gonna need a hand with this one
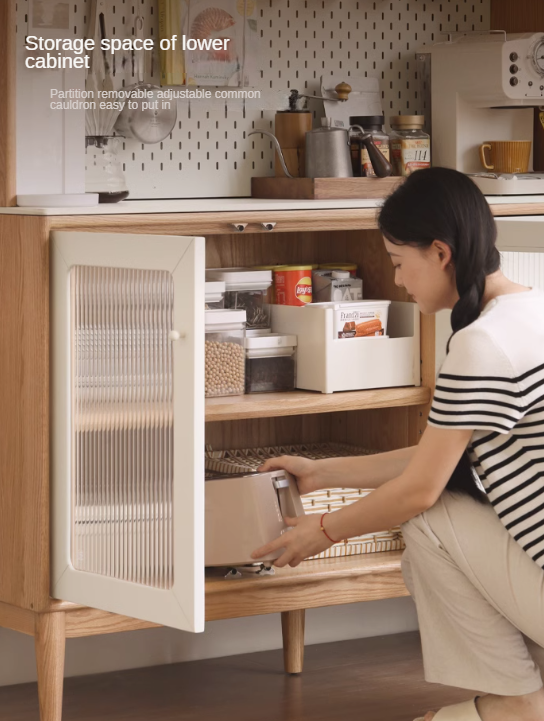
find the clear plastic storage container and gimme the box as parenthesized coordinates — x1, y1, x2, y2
(245, 334, 297, 394)
(206, 269, 273, 330)
(205, 281, 226, 309)
(205, 309, 246, 397)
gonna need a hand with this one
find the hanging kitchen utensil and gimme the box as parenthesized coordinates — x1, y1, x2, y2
(115, 16, 177, 144)
(85, 0, 104, 138)
(85, 0, 124, 140)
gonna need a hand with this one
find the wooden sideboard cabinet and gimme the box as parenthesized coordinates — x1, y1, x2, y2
(0, 201, 539, 721)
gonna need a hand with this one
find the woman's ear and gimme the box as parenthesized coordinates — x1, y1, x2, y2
(432, 240, 453, 270)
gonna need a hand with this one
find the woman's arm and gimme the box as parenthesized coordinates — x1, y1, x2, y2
(252, 425, 473, 567)
(324, 426, 472, 542)
(258, 446, 416, 494)
(312, 446, 416, 490)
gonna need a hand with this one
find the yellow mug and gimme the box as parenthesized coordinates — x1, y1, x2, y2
(479, 140, 532, 174)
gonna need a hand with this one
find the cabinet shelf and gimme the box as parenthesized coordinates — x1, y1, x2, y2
(42, 550, 407, 623)
(205, 386, 431, 422)
(205, 549, 407, 621)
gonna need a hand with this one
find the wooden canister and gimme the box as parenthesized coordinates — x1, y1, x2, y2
(274, 111, 312, 178)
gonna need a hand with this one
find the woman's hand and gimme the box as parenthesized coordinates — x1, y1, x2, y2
(251, 514, 334, 568)
(258, 455, 319, 495)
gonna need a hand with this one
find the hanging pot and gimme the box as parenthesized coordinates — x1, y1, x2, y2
(115, 17, 177, 144)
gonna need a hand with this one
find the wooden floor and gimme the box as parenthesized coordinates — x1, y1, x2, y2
(0, 631, 483, 721)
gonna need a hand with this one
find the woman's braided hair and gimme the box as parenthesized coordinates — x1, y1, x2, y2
(378, 167, 500, 502)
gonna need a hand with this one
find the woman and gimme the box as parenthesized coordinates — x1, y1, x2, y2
(252, 167, 544, 721)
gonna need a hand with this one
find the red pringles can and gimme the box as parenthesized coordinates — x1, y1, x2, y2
(274, 265, 313, 306)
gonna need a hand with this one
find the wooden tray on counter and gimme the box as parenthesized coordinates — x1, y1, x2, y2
(251, 176, 403, 200)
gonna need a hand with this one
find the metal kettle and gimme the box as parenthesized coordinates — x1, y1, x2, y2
(249, 118, 392, 179)
(305, 119, 354, 177)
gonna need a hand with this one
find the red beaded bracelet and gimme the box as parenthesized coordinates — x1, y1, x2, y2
(320, 512, 339, 544)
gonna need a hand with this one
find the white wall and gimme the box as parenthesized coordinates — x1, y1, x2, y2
(0, 597, 418, 687)
(435, 309, 452, 373)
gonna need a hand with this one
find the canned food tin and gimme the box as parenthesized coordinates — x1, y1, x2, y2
(274, 265, 313, 306)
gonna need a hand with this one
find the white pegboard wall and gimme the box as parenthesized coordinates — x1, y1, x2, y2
(17, 0, 491, 199)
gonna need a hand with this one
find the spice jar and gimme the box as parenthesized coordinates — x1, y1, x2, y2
(205, 309, 246, 397)
(349, 116, 390, 178)
(206, 269, 273, 330)
(389, 116, 431, 176)
(245, 333, 297, 394)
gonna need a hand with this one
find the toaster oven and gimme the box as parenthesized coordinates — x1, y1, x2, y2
(205, 470, 304, 567)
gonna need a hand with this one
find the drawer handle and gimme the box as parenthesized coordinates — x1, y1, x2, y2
(231, 223, 248, 232)
(260, 222, 277, 231)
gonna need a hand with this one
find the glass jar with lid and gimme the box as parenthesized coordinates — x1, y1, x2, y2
(389, 116, 431, 176)
(349, 115, 390, 178)
(205, 309, 246, 397)
(206, 269, 273, 330)
(245, 333, 298, 394)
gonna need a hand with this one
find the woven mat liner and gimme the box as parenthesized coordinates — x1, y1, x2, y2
(205, 443, 405, 558)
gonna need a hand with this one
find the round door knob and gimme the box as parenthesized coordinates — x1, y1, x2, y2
(169, 330, 183, 341)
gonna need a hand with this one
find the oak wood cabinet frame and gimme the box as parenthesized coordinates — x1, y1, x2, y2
(0, 203, 538, 720)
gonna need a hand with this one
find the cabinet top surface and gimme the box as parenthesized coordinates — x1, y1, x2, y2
(1, 197, 384, 216)
(2, 195, 544, 216)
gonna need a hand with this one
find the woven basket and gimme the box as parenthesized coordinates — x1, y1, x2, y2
(204, 442, 405, 560)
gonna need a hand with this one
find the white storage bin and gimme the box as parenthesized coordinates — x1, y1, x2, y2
(271, 301, 420, 394)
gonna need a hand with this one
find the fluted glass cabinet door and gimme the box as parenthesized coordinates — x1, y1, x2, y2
(51, 231, 205, 632)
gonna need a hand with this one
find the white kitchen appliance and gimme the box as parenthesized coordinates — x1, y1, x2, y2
(428, 32, 544, 195)
(205, 470, 305, 567)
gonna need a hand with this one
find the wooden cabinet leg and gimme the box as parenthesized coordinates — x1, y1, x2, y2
(34, 612, 66, 721)
(281, 609, 306, 674)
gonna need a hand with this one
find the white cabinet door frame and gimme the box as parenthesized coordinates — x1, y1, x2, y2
(51, 231, 205, 633)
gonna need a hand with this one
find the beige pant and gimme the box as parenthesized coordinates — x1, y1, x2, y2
(400, 490, 544, 696)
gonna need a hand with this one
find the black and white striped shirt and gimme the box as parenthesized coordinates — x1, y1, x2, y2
(428, 289, 544, 569)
